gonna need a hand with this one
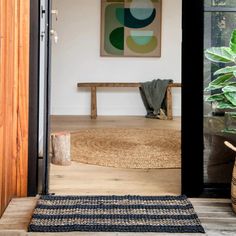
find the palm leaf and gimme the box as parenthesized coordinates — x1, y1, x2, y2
(230, 29, 236, 53)
(224, 92, 236, 106)
(222, 86, 236, 93)
(205, 47, 236, 63)
(206, 94, 225, 102)
(214, 67, 236, 76)
(217, 101, 236, 109)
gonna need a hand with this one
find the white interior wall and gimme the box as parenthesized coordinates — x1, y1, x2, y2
(51, 0, 182, 116)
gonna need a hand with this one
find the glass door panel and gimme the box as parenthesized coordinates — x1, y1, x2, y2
(204, 2, 236, 185)
(205, 0, 236, 8)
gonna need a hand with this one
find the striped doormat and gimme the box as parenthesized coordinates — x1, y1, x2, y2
(28, 195, 205, 233)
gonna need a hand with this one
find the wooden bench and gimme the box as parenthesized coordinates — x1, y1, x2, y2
(77, 82, 182, 120)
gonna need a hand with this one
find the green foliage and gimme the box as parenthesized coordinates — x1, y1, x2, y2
(205, 47, 236, 63)
(204, 29, 236, 109)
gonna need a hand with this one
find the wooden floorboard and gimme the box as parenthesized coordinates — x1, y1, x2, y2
(50, 162, 181, 196)
(0, 198, 37, 231)
(49, 116, 181, 196)
(50, 116, 181, 133)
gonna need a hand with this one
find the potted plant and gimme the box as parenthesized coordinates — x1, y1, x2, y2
(205, 29, 236, 132)
(224, 141, 236, 214)
(205, 29, 236, 113)
(206, 30, 236, 213)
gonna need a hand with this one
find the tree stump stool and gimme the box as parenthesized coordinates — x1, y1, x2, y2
(51, 132, 71, 166)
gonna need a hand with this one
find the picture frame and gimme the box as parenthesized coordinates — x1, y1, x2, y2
(101, 0, 162, 57)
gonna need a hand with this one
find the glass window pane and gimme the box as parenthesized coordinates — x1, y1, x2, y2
(204, 12, 236, 93)
(205, 0, 236, 7)
(204, 11, 236, 184)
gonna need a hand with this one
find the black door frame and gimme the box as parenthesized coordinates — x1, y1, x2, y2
(181, 1, 204, 196)
(28, 0, 205, 197)
(28, 0, 52, 196)
(43, 0, 52, 195)
(28, 0, 40, 196)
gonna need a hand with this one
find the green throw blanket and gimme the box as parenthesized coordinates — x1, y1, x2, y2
(140, 79, 173, 119)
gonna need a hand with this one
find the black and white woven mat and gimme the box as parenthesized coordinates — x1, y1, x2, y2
(28, 195, 205, 233)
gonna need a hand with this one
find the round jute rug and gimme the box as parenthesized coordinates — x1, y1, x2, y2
(71, 128, 181, 169)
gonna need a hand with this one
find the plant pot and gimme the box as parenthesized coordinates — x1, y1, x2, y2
(224, 141, 236, 214)
(224, 112, 236, 133)
(211, 102, 226, 116)
(232, 163, 236, 214)
(212, 110, 225, 116)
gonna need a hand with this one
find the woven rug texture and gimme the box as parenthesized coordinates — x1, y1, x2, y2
(71, 128, 181, 169)
(29, 195, 204, 233)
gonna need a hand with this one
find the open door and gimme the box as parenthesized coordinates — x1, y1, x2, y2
(0, 0, 30, 214)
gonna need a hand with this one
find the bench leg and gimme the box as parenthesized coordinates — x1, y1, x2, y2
(91, 87, 97, 119)
(166, 87, 173, 120)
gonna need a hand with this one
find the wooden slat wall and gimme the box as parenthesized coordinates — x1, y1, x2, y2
(0, 0, 29, 216)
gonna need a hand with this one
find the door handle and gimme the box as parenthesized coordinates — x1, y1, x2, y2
(50, 30, 58, 44)
(51, 9, 58, 21)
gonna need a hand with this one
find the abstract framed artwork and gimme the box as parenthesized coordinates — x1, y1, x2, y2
(101, 0, 162, 57)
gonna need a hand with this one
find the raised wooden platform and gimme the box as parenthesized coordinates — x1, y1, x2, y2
(77, 82, 182, 120)
(1, 197, 236, 235)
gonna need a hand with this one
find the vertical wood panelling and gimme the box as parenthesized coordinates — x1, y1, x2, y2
(17, 0, 29, 197)
(0, 0, 3, 212)
(11, 0, 19, 197)
(0, 0, 29, 216)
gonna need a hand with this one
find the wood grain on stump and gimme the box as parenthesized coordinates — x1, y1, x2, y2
(51, 132, 71, 166)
